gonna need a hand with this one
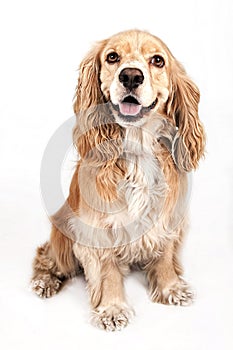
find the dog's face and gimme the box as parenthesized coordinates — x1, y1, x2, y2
(99, 31, 170, 126)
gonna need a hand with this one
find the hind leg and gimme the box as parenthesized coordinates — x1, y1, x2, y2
(31, 225, 78, 298)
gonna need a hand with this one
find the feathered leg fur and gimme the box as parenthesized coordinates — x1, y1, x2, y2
(73, 244, 133, 331)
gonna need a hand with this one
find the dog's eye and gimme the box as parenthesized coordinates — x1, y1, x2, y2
(106, 52, 120, 64)
(150, 55, 165, 68)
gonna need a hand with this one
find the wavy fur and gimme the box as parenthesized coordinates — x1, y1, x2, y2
(31, 30, 205, 331)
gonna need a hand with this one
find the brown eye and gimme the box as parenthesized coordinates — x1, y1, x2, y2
(106, 52, 120, 64)
(150, 55, 165, 68)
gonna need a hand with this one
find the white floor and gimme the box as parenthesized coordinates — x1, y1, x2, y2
(1, 1, 233, 349)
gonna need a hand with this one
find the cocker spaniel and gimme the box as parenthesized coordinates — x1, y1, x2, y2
(31, 30, 205, 331)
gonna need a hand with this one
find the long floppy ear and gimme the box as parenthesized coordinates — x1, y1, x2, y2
(73, 40, 107, 113)
(167, 60, 205, 172)
(72, 40, 126, 202)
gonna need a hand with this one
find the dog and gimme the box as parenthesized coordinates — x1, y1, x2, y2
(31, 29, 205, 331)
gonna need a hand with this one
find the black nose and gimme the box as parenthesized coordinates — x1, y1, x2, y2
(119, 68, 144, 90)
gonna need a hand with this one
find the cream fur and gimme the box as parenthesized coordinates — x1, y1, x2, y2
(31, 30, 205, 331)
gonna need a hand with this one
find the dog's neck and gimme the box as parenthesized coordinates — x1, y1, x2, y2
(121, 115, 165, 156)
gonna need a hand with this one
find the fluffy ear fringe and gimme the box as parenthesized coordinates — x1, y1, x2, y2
(73, 40, 107, 114)
(167, 61, 206, 172)
(72, 42, 126, 201)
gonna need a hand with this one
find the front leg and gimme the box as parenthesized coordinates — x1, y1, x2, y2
(146, 239, 193, 306)
(74, 246, 133, 331)
(90, 260, 133, 331)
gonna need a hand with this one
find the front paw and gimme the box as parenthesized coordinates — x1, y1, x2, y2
(91, 304, 134, 331)
(151, 278, 194, 306)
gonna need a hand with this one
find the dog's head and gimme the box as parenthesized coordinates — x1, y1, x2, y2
(99, 31, 170, 126)
(74, 30, 205, 171)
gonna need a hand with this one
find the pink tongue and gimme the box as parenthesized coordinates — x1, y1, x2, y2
(119, 102, 142, 116)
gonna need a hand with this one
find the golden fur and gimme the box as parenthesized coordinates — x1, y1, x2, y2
(31, 30, 205, 331)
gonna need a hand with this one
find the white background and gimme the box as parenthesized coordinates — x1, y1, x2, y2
(0, 0, 233, 349)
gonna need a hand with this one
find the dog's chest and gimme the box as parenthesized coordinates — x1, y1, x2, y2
(70, 125, 168, 250)
(97, 128, 167, 253)
(106, 128, 168, 262)
(121, 127, 166, 219)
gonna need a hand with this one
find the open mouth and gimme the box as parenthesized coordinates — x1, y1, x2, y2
(111, 95, 158, 121)
(119, 96, 142, 116)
